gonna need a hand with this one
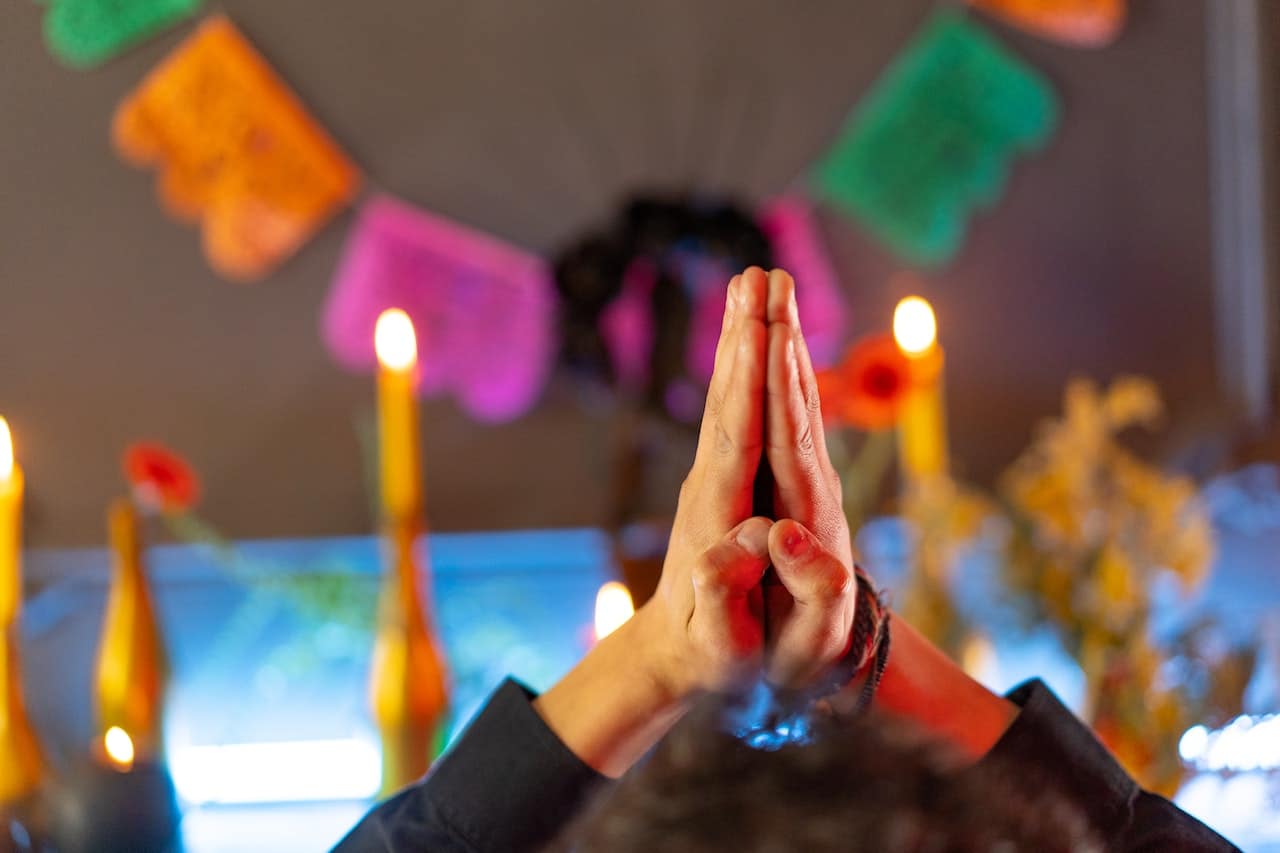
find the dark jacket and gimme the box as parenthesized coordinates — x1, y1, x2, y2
(334, 678, 1238, 852)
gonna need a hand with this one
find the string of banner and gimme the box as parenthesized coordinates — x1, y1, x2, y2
(38, 0, 1124, 421)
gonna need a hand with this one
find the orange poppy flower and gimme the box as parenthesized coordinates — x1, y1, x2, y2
(123, 443, 201, 513)
(818, 333, 913, 431)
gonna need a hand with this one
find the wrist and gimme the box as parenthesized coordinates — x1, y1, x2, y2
(862, 615, 1018, 760)
(626, 601, 694, 712)
(820, 566, 892, 715)
(534, 600, 691, 777)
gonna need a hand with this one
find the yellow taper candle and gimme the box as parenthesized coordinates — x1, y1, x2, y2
(893, 296, 949, 486)
(369, 309, 448, 795)
(375, 308, 423, 522)
(0, 420, 21, 630)
(94, 497, 168, 767)
(0, 417, 46, 802)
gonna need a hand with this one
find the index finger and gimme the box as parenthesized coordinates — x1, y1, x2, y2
(689, 267, 769, 527)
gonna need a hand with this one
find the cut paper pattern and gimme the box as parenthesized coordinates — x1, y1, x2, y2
(43, 0, 201, 68)
(968, 0, 1126, 49)
(758, 196, 846, 369)
(322, 195, 556, 422)
(112, 15, 360, 282)
(813, 11, 1058, 268)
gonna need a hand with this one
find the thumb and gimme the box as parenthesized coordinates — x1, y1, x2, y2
(693, 516, 772, 604)
(765, 518, 856, 686)
(688, 516, 773, 668)
(768, 519, 854, 606)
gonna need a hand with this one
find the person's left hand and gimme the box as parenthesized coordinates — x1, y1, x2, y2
(630, 267, 774, 702)
(534, 269, 773, 778)
(759, 269, 859, 688)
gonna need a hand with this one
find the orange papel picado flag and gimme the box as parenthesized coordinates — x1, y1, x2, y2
(113, 15, 361, 281)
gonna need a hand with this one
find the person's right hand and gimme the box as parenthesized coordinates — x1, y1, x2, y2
(631, 267, 774, 702)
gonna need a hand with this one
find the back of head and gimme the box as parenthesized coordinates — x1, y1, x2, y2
(554, 702, 1101, 852)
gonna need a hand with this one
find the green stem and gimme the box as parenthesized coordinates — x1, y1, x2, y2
(842, 429, 895, 532)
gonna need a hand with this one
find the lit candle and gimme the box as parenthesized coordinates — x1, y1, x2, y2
(374, 309, 423, 523)
(593, 581, 634, 643)
(0, 416, 46, 803)
(103, 725, 136, 773)
(893, 296, 949, 487)
(0, 418, 21, 628)
(95, 498, 167, 764)
(370, 313, 447, 794)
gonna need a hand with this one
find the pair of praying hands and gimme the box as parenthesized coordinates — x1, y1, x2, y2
(537, 268, 1011, 775)
(635, 267, 860, 702)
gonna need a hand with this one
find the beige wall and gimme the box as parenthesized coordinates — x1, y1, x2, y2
(0, 1, 1221, 547)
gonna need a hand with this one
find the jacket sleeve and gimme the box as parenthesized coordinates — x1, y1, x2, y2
(980, 679, 1240, 852)
(331, 678, 608, 853)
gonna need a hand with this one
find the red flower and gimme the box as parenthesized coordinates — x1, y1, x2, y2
(817, 333, 912, 430)
(123, 443, 200, 513)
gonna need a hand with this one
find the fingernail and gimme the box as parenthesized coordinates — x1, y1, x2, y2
(783, 527, 809, 559)
(782, 274, 800, 328)
(742, 271, 761, 314)
(736, 520, 769, 557)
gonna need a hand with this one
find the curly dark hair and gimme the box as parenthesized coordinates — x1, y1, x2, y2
(552, 702, 1102, 852)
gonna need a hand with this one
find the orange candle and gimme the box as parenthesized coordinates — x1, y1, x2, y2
(893, 296, 949, 486)
(95, 497, 167, 765)
(0, 416, 46, 802)
(0, 419, 22, 629)
(369, 310, 447, 794)
(369, 520, 448, 795)
(374, 309, 423, 522)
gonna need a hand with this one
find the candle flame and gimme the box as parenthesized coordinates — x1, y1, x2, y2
(594, 581, 634, 641)
(104, 726, 135, 770)
(893, 296, 937, 357)
(375, 308, 418, 371)
(0, 417, 12, 482)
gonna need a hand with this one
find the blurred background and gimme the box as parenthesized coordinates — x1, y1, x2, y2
(1, 0, 1279, 850)
(3, 0, 1266, 545)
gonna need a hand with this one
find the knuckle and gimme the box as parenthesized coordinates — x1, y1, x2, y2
(690, 555, 724, 592)
(804, 384, 823, 416)
(714, 420, 736, 457)
(794, 419, 817, 456)
(815, 563, 854, 601)
(703, 389, 725, 423)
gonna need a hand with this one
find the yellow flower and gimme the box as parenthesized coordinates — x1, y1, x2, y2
(1005, 466, 1079, 544)
(1041, 557, 1076, 623)
(1095, 542, 1139, 628)
(1103, 376, 1163, 430)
